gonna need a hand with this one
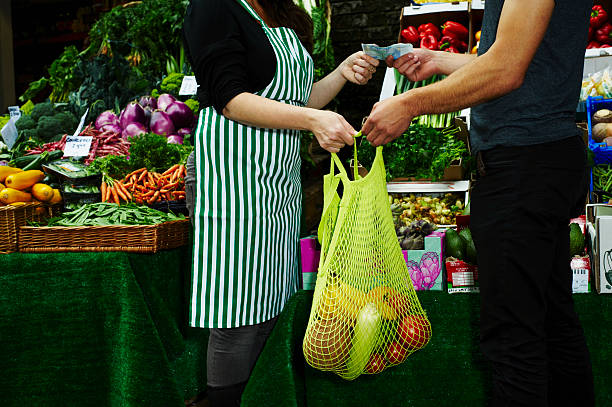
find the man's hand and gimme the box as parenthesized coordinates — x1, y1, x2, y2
(385, 48, 438, 82)
(362, 95, 414, 146)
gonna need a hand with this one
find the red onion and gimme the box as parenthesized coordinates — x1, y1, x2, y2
(139, 95, 157, 110)
(95, 110, 119, 130)
(100, 123, 122, 134)
(122, 122, 147, 139)
(166, 101, 194, 129)
(119, 101, 146, 129)
(150, 110, 175, 136)
(166, 134, 184, 144)
(157, 93, 176, 112)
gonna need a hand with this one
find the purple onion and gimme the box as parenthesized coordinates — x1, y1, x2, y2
(157, 93, 176, 112)
(119, 101, 146, 129)
(122, 122, 147, 139)
(166, 134, 184, 144)
(95, 110, 119, 130)
(100, 123, 122, 134)
(143, 106, 153, 128)
(166, 101, 194, 129)
(150, 110, 175, 136)
(138, 95, 157, 110)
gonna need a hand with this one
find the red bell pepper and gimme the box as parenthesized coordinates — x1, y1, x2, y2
(439, 35, 468, 53)
(442, 21, 468, 41)
(596, 22, 612, 44)
(589, 26, 593, 42)
(591, 5, 608, 29)
(401, 26, 420, 45)
(420, 35, 439, 50)
(445, 46, 460, 54)
(418, 23, 441, 40)
(587, 41, 601, 49)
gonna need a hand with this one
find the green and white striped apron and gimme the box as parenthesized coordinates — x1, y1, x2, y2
(190, 0, 314, 329)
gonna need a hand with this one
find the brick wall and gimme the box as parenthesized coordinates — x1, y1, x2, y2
(329, 0, 405, 126)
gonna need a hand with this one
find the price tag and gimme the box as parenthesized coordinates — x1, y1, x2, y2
(73, 108, 89, 137)
(63, 136, 93, 157)
(179, 76, 199, 96)
(8, 106, 21, 122)
(1, 119, 19, 150)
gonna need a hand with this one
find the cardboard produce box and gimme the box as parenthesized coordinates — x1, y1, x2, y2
(402, 231, 445, 291)
(586, 204, 612, 293)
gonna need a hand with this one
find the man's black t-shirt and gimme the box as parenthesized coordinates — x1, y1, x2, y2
(470, 0, 591, 153)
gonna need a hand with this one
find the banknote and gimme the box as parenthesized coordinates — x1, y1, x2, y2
(362, 43, 414, 60)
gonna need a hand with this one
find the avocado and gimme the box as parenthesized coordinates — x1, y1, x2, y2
(569, 223, 585, 257)
(445, 228, 465, 261)
(459, 227, 477, 264)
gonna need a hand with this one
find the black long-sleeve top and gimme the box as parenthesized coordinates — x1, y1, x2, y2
(183, 0, 277, 113)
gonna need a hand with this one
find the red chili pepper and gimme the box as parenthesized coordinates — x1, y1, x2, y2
(441, 21, 468, 41)
(418, 23, 441, 40)
(596, 22, 612, 44)
(420, 35, 439, 50)
(401, 26, 420, 45)
(591, 5, 608, 29)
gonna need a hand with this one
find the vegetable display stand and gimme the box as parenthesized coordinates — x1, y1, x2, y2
(18, 218, 190, 254)
(587, 96, 612, 164)
(0, 203, 59, 254)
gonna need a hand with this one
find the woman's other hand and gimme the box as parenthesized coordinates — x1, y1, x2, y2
(309, 110, 356, 153)
(385, 48, 438, 82)
(340, 51, 379, 85)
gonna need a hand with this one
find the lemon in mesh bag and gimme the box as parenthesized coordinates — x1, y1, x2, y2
(303, 137, 431, 380)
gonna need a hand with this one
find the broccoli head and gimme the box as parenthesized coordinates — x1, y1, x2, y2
(36, 115, 73, 141)
(160, 73, 185, 96)
(15, 115, 36, 131)
(30, 102, 55, 122)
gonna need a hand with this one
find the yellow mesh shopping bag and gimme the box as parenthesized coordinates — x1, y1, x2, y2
(303, 135, 432, 380)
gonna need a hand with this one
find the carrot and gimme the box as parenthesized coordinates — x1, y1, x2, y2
(164, 192, 172, 201)
(142, 190, 155, 198)
(105, 182, 113, 202)
(164, 180, 180, 190)
(125, 168, 147, 179)
(162, 164, 180, 176)
(137, 169, 148, 183)
(178, 164, 186, 177)
(101, 181, 108, 202)
(116, 182, 132, 200)
(110, 183, 120, 205)
(130, 174, 138, 184)
(147, 191, 160, 204)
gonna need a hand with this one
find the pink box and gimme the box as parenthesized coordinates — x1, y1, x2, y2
(300, 237, 320, 290)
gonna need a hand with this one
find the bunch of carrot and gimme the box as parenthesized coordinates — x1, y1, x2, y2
(119, 164, 186, 205)
(100, 176, 132, 204)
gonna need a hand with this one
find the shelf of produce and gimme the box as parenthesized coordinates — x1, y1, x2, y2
(387, 180, 470, 203)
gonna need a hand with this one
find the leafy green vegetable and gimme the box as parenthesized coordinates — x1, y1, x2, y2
(30, 102, 55, 122)
(184, 99, 200, 114)
(89, 155, 131, 179)
(358, 125, 468, 181)
(127, 133, 193, 172)
(160, 72, 185, 96)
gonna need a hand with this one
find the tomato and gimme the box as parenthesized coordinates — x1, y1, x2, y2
(385, 341, 408, 365)
(398, 315, 431, 351)
(364, 353, 386, 374)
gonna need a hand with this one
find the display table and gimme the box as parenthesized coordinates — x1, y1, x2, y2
(0, 247, 208, 407)
(242, 290, 612, 407)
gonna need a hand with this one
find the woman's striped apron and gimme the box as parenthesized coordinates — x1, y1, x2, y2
(190, 0, 314, 328)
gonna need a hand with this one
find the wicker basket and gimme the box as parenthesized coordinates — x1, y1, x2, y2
(18, 218, 190, 253)
(0, 203, 59, 254)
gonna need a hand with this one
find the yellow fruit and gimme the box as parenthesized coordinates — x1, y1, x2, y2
(367, 286, 398, 320)
(0, 182, 4, 190)
(338, 282, 368, 322)
(0, 167, 22, 183)
(49, 188, 62, 205)
(317, 283, 340, 320)
(5, 170, 45, 190)
(31, 183, 54, 202)
(0, 188, 32, 204)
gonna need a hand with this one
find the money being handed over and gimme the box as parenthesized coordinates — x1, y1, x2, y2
(362, 43, 414, 60)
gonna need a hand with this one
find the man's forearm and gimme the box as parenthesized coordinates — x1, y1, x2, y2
(433, 51, 477, 76)
(403, 50, 520, 117)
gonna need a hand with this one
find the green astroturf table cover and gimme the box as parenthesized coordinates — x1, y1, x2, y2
(0, 247, 209, 407)
(242, 290, 612, 407)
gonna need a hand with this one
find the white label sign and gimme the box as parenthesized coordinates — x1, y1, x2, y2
(73, 108, 89, 137)
(63, 136, 93, 157)
(1, 119, 19, 150)
(179, 76, 199, 96)
(8, 106, 21, 122)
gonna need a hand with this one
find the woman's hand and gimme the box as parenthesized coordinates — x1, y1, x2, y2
(340, 51, 379, 85)
(385, 48, 438, 82)
(309, 110, 357, 153)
